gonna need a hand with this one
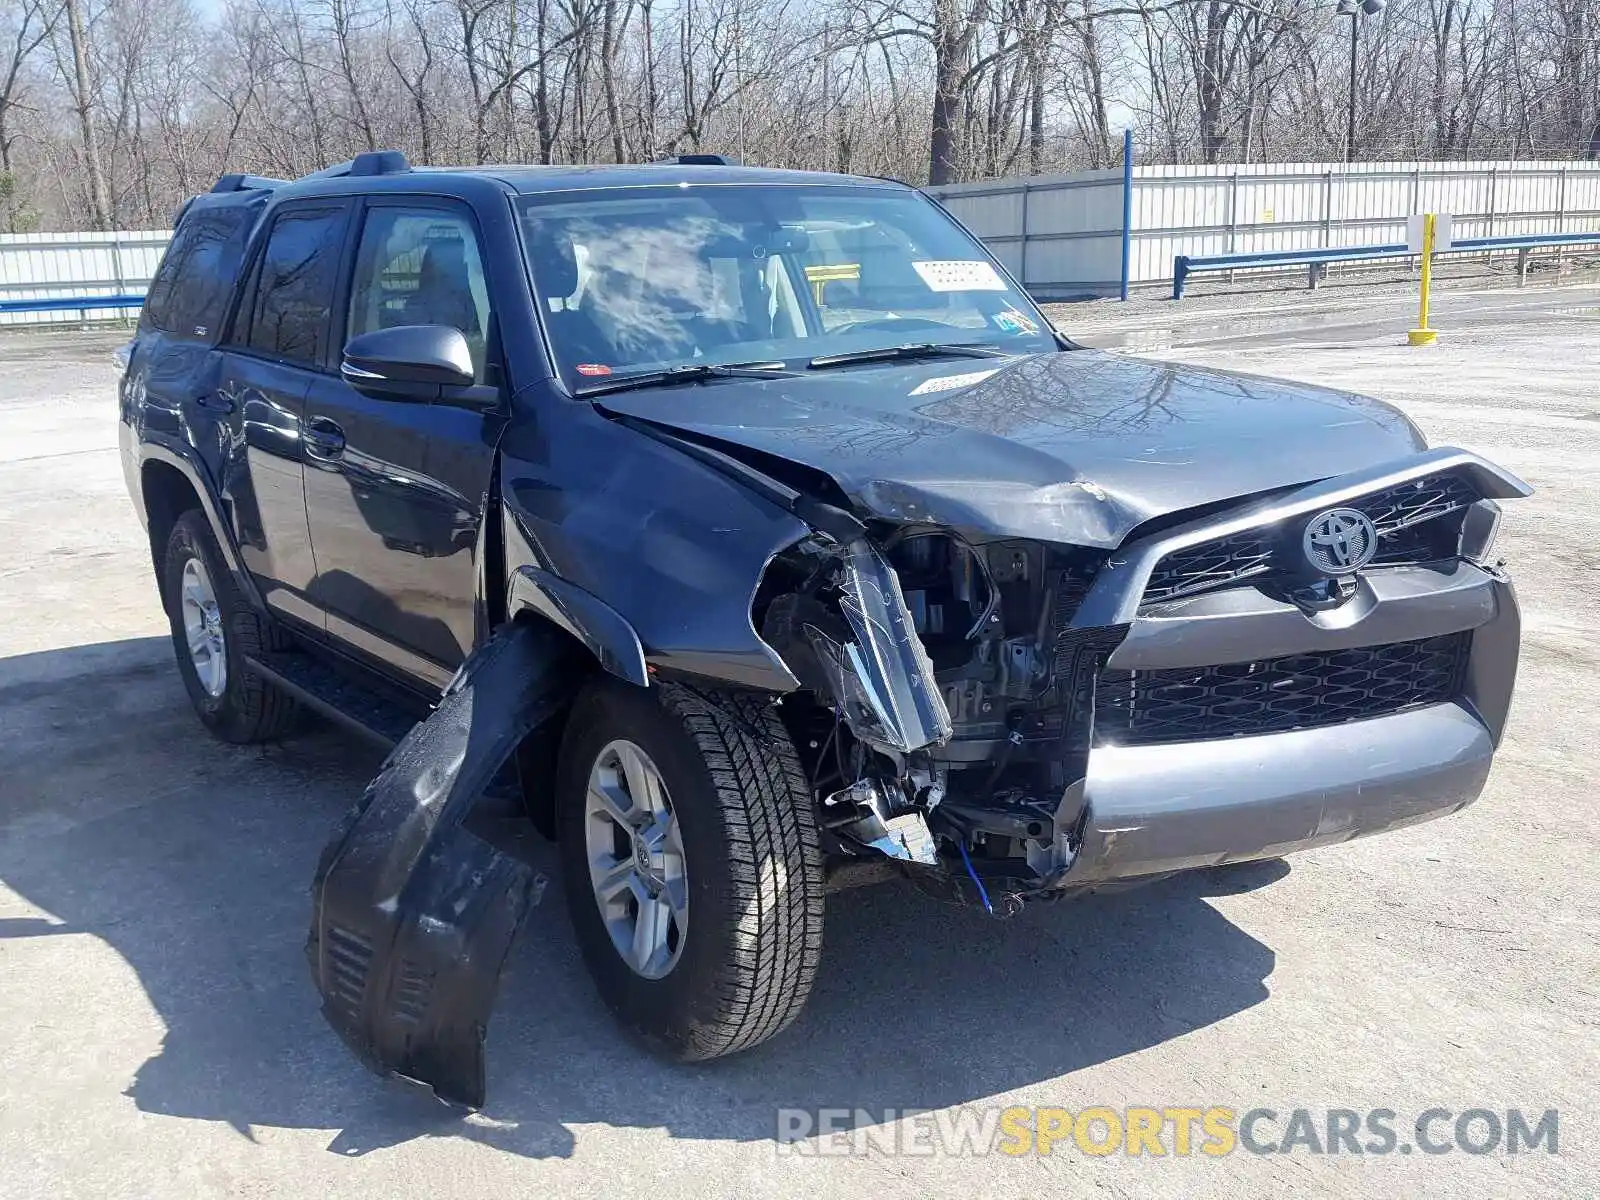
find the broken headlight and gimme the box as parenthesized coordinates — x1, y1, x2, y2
(1460, 498, 1503, 565)
(814, 536, 952, 753)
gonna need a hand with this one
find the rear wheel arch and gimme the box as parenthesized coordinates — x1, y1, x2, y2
(139, 450, 265, 615)
(141, 459, 203, 601)
(161, 509, 300, 743)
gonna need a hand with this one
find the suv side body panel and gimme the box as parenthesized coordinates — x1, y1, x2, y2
(216, 354, 320, 621)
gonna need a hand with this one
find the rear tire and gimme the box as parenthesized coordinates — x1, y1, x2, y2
(162, 510, 300, 744)
(556, 678, 825, 1060)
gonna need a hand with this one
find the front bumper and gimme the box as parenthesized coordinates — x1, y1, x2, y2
(1055, 565, 1519, 886)
(1067, 700, 1491, 883)
(922, 556, 1520, 898)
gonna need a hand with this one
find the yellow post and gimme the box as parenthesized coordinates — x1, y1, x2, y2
(1408, 212, 1438, 346)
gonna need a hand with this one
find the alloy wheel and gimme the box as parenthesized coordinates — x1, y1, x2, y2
(583, 738, 689, 979)
(179, 555, 227, 698)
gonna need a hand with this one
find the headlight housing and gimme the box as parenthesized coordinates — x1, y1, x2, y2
(1460, 498, 1503, 564)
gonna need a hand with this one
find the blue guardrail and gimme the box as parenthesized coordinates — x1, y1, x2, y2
(1173, 232, 1600, 300)
(0, 294, 146, 316)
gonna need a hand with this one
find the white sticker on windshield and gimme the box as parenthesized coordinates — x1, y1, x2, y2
(912, 260, 1008, 292)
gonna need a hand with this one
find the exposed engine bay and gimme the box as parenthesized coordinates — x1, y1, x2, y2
(758, 523, 1126, 910)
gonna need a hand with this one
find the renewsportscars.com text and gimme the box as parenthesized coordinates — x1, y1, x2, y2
(775, 1106, 1559, 1158)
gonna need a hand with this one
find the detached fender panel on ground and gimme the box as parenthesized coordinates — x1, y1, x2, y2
(307, 620, 580, 1110)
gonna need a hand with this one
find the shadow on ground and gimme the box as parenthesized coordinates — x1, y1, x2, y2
(0, 638, 1283, 1160)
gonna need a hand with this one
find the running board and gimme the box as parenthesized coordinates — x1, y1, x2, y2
(245, 650, 526, 809)
(246, 650, 424, 748)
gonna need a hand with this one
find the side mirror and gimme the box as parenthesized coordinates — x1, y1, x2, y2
(341, 325, 476, 400)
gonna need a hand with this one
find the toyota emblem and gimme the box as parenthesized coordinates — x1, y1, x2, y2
(1303, 507, 1378, 574)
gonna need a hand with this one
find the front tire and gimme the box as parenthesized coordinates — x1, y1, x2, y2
(556, 679, 825, 1061)
(162, 510, 299, 744)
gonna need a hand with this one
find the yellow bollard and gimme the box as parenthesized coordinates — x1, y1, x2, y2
(1408, 212, 1439, 346)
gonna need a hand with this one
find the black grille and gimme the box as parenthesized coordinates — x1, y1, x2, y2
(1142, 473, 1480, 605)
(1366, 474, 1481, 565)
(1093, 632, 1470, 746)
(1142, 530, 1275, 602)
(1364, 473, 1480, 534)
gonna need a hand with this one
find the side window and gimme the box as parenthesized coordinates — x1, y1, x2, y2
(346, 207, 491, 382)
(144, 207, 254, 338)
(140, 220, 203, 335)
(174, 209, 253, 338)
(241, 206, 347, 366)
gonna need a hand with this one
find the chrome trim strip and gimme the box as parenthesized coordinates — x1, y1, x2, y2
(1071, 447, 1532, 628)
(324, 612, 456, 690)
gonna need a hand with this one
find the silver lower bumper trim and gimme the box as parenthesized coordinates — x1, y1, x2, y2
(1064, 702, 1494, 884)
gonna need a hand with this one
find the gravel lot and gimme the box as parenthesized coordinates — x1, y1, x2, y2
(1, 283, 1596, 1199)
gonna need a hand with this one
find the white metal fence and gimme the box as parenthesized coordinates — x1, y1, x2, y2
(7, 159, 1600, 320)
(928, 159, 1600, 299)
(0, 230, 168, 326)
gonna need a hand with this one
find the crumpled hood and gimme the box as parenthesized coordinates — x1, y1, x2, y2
(598, 349, 1426, 547)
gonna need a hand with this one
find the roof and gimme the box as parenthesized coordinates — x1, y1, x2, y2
(195, 154, 912, 221)
(419, 162, 909, 194)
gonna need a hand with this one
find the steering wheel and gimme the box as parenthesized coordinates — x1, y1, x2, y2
(828, 316, 963, 335)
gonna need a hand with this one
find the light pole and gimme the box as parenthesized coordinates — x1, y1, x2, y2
(1337, 0, 1386, 162)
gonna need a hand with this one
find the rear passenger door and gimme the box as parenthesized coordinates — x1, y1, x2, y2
(216, 201, 353, 628)
(301, 198, 505, 690)
(127, 198, 262, 490)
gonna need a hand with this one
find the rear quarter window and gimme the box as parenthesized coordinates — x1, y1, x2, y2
(140, 206, 256, 340)
(237, 206, 349, 367)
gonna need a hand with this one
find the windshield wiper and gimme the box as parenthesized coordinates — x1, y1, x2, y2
(807, 342, 1009, 369)
(573, 361, 797, 397)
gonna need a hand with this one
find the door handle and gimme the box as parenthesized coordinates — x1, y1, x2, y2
(303, 417, 346, 459)
(193, 392, 235, 415)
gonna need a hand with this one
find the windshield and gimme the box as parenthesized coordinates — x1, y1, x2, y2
(516, 184, 1057, 387)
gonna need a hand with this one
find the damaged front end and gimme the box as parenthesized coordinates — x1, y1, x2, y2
(754, 446, 1528, 912)
(759, 518, 1124, 910)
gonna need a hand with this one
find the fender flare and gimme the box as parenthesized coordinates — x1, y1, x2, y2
(137, 437, 267, 612)
(506, 564, 649, 687)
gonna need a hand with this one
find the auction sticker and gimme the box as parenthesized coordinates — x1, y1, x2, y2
(992, 308, 1039, 334)
(912, 260, 1008, 292)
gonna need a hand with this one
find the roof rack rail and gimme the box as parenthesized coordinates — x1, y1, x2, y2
(299, 150, 412, 182)
(350, 150, 411, 176)
(210, 173, 287, 194)
(657, 153, 739, 167)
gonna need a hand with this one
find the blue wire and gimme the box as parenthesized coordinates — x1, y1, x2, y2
(957, 839, 994, 915)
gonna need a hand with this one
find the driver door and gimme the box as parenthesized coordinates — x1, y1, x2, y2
(302, 198, 505, 691)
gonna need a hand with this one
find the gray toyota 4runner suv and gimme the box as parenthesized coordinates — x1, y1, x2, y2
(119, 152, 1527, 1107)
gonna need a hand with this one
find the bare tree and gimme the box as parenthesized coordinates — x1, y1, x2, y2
(0, 0, 61, 230)
(6, 0, 1600, 229)
(59, 0, 110, 227)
